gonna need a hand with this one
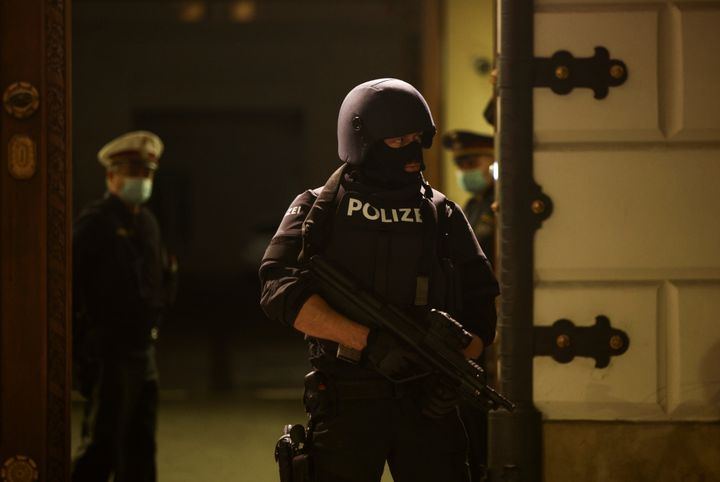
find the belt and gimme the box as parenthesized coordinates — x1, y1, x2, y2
(333, 378, 408, 400)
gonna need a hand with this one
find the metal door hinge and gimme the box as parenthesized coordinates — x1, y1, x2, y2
(534, 47, 628, 99)
(534, 315, 629, 368)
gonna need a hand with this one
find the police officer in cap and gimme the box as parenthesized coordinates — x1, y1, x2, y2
(442, 131, 496, 266)
(72, 130, 176, 482)
(260, 79, 499, 482)
(442, 130, 497, 482)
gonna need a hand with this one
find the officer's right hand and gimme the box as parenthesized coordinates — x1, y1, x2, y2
(364, 329, 426, 382)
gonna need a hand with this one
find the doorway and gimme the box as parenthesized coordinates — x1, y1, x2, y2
(68, 1, 431, 480)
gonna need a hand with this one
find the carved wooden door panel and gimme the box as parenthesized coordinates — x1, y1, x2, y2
(0, 1, 71, 481)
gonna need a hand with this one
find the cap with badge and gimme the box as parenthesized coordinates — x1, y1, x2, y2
(97, 130, 164, 170)
(441, 130, 493, 164)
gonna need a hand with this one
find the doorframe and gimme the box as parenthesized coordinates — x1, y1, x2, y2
(45, 0, 72, 479)
(421, 0, 444, 187)
(488, 0, 544, 481)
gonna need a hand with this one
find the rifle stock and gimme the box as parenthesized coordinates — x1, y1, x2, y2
(309, 255, 515, 412)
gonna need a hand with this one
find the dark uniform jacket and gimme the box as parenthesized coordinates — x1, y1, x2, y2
(464, 185, 496, 267)
(73, 194, 167, 362)
(259, 172, 499, 379)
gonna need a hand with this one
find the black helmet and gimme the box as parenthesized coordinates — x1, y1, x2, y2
(337, 78, 436, 165)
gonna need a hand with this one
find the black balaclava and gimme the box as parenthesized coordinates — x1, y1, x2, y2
(358, 141, 424, 188)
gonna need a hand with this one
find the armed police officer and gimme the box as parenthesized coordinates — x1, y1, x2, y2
(72, 131, 177, 482)
(260, 79, 499, 482)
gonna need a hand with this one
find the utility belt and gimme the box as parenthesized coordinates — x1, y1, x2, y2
(334, 377, 409, 400)
(303, 370, 414, 419)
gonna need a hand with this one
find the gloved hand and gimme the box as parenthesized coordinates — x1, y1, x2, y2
(364, 329, 427, 382)
(420, 374, 460, 419)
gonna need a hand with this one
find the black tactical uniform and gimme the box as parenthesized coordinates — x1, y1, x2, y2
(260, 79, 499, 482)
(72, 193, 169, 482)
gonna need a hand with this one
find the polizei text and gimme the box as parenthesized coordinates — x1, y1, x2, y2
(346, 197, 422, 223)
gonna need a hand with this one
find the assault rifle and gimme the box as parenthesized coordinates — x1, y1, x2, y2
(309, 255, 515, 412)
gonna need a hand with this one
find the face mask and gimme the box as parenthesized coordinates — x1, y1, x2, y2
(118, 177, 153, 205)
(456, 168, 489, 194)
(360, 141, 424, 188)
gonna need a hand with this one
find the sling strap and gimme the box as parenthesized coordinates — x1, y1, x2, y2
(297, 164, 348, 264)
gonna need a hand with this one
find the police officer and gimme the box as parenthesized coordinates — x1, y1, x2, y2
(442, 130, 497, 482)
(72, 131, 176, 482)
(442, 131, 496, 266)
(260, 79, 499, 482)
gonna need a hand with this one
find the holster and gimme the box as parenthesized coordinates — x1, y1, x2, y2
(274, 424, 312, 482)
(275, 431, 294, 482)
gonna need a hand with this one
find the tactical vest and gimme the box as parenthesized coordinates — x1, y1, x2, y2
(299, 165, 460, 316)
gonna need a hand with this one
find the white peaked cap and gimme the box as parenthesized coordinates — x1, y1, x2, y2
(97, 130, 164, 169)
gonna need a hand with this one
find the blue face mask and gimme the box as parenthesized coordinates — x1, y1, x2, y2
(118, 177, 153, 205)
(456, 168, 489, 193)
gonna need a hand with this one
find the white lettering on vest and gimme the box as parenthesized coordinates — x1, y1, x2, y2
(347, 198, 363, 216)
(399, 208, 413, 222)
(344, 197, 422, 224)
(363, 203, 380, 220)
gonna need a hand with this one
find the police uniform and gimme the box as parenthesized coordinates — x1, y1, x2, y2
(442, 130, 496, 267)
(442, 130, 497, 482)
(463, 188, 496, 267)
(72, 131, 173, 482)
(260, 79, 499, 482)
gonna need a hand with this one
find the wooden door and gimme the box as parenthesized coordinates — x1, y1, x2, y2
(0, 1, 71, 481)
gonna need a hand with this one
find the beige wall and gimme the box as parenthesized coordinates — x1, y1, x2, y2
(545, 422, 720, 482)
(530, 0, 720, 478)
(441, 0, 495, 202)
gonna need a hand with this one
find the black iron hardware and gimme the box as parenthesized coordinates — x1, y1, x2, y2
(534, 315, 629, 368)
(534, 47, 628, 99)
(528, 188, 553, 229)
